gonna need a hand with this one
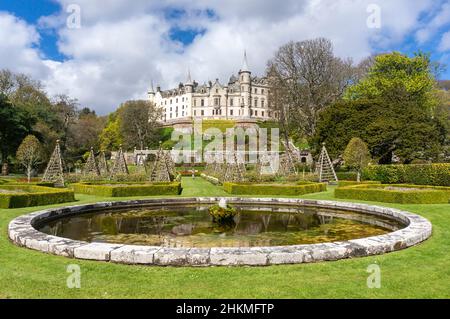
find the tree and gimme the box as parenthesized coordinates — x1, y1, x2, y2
(99, 113, 123, 151)
(345, 52, 437, 112)
(312, 97, 446, 164)
(0, 94, 34, 164)
(266, 38, 361, 143)
(117, 100, 162, 150)
(343, 138, 371, 181)
(16, 135, 42, 182)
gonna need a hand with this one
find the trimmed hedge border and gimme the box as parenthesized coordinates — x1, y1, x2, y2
(223, 181, 327, 196)
(8, 197, 432, 266)
(0, 185, 75, 208)
(335, 183, 450, 204)
(71, 182, 182, 197)
(337, 180, 381, 187)
(201, 173, 220, 185)
(363, 164, 450, 186)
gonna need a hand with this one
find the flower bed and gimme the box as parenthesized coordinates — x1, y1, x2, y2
(335, 183, 450, 204)
(223, 181, 327, 196)
(71, 181, 182, 197)
(0, 185, 75, 208)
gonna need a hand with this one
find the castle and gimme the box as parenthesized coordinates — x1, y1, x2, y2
(148, 52, 277, 127)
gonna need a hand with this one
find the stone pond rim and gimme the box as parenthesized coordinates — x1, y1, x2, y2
(8, 197, 432, 266)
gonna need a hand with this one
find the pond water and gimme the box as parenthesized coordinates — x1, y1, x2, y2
(37, 204, 405, 247)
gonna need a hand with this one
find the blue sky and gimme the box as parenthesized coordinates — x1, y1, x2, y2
(0, 0, 449, 113)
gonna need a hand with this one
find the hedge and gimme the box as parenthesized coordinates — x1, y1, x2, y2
(201, 173, 220, 185)
(335, 183, 450, 204)
(363, 164, 450, 186)
(0, 185, 75, 208)
(337, 180, 381, 187)
(71, 182, 182, 197)
(223, 182, 327, 196)
(336, 171, 358, 181)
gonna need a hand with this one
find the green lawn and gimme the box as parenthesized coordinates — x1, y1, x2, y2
(0, 177, 449, 299)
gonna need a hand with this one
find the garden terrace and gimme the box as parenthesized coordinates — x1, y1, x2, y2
(335, 184, 450, 204)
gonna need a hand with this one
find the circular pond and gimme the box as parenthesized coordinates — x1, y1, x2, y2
(36, 204, 404, 248)
(8, 198, 432, 266)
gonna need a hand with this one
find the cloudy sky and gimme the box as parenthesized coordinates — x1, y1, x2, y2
(1, 0, 450, 114)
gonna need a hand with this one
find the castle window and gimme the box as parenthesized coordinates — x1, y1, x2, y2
(262, 89, 265, 94)
(194, 110, 196, 116)
(255, 88, 257, 94)
(230, 98, 233, 106)
(230, 109, 233, 116)
(254, 98, 258, 107)
(216, 89, 219, 93)
(255, 110, 258, 116)
(261, 99, 265, 108)
(262, 111, 265, 117)
(170, 99, 172, 104)
(214, 98, 219, 106)
(194, 99, 197, 107)
(201, 99, 205, 107)
(176, 98, 178, 103)
(201, 110, 204, 116)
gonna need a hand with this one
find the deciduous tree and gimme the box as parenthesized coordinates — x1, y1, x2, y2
(343, 137, 371, 181)
(16, 135, 42, 182)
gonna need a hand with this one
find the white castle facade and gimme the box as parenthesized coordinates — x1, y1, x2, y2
(148, 53, 277, 125)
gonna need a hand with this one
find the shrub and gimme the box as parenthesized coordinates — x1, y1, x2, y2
(201, 173, 220, 185)
(336, 171, 358, 181)
(223, 182, 327, 196)
(0, 185, 75, 208)
(71, 182, 182, 197)
(335, 183, 450, 204)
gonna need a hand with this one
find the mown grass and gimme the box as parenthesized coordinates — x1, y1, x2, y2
(0, 177, 449, 299)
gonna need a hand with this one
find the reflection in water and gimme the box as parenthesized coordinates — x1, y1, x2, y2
(37, 204, 404, 248)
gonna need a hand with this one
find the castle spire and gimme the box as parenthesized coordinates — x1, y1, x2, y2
(241, 50, 250, 73)
(148, 80, 155, 95)
(186, 68, 193, 85)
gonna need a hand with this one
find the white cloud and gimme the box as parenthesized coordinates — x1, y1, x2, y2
(439, 31, 450, 51)
(0, 13, 51, 79)
(415, 1, 450, 44)
(0, 0, 440, 114)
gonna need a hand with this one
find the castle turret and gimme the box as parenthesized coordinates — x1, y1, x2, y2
(239, 51, 251, 117)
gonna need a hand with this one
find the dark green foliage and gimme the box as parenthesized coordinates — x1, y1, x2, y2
(71, 182, 182, 197)
(312, 52, 448, 163)
(223, 182, 327, 195)
(0, 185, 75, 208)
(0, 94, 34, 162)
(335, 183, 450, 204)
(363, 164, 450, 186)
